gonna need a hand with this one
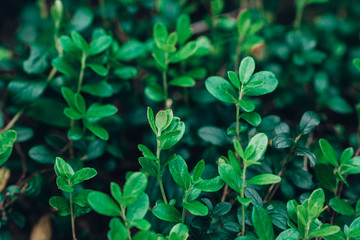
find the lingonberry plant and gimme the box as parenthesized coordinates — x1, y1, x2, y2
(1, 0, 360, 239)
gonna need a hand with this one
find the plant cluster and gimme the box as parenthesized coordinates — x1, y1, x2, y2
(0, 0, 360, 239)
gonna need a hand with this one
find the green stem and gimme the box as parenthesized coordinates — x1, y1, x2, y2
(236, 85, 244, 141)
(77, 51, 87, 93)
(234, 36, 243, 75)
(240, 163, 247, 235)
(121, 206, 132, 239)
(181, 189, 190, 223)
(294, 0, 308, 28)
(69, 192, 77, 240)
(156, 131, 168, 204)
(163, 53, 169, 109)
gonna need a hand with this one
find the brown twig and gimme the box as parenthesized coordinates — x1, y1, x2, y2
(0, 109, 25, 134)
(263, 134, 302, 203)
(15, 143, 27, 186)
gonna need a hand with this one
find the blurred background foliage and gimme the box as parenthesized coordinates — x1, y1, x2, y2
(0, 0, 360, 239)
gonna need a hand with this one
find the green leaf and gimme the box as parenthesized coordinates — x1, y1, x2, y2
(58, 36, 79, 52)
(158, 117, 185, 150)
(56, 175, 74, 192)
(239, 56, 255, 84)
(194, 176, 224, 192)
(145, 84, 166, 102)
(61, 87, 76, 109)
(87, 125, 109, 141)
(192, 160, 205, 181)
(300, 111, 320, 134)
(86, 104, 118, 118)
(108, 218, 129, 240)
(113, 66, 138, 80)
(169, 155, 191, 190)
(82, 81, 113, 97)
(169, 223, 189, 240)
(127, 193, 149, 221)
(198, 126, 228, 146)
(329, 197, 355, 216)
(275, 228, 299, 240)
(205, 76, 237, 103)
(176, 14, 192, 45)
(319, 139, 339, 167)
(243, 71, 278, 96)
(354, 58, 360, 71)
(73, 189, 93, 207)
(138, 144, 157, 161)
(87, 35, 112, 56)
(121, 172, 148, 206)
(218, 163, 242, 192)
(116, 40, 146, 61)
(147, 107, 157, 134)
(314, 164, 337, 191)
(27, 98, 70, 128)
(295, 148, 316, 167)
(23, 45, 48, 74)
(244, 133, 268, 161)
(183, 200, 209, 216)
(272, 136, 294, 149)
(252, 205, 274, 240)
(49, 196, 70, 216)
(139, 157, 158, 177)
(52, 57, 78, 78)
(169, 41, 197, 63)
(54, 157, 74, 179)
(74, 93, 86, 114)
(308, 188, 325, 219)
(308, 224, 340, 238)
(240, 112, 261, 126)
(340, 147, 354, 165)
(71, 31, 89, 51)
(0, 130, 17, 166)
(153, 203, 182, 223)
(349, 217, 360, 237)
(155, 110, 168, 131)
(237, 9, 251, 38)
(228, 71, 240, 89)
(237, 99, 255, 112)
(87, 64, 108, 76)
(153, 22, 168, 49)
(28, 145, 57, 164)
(247, 174, 281, 185)
(169, 76, 195, 87)
(71, 168, 97, 185)
(7, 80, 46, 104)
(88, 191, 121, 216)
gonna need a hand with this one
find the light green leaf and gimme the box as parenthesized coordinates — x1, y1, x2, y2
(205, 76, 237, 103)
(329, 197, 355, 216)
(239, 56, 255, 84)
(319, 139, 339, 167)
(71, 167, 97, 185)
(218, 163, 242, 192)
(243, 71, 278, 96)
(247, 174, 281, 185)
(153, 203, 182, 223)
(88, 191, 121, 216)
(169, 76, 195, 87)
(169, 155, 191, 190)
(240, 112, 261, 126)
(183, 200, 208, 216)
